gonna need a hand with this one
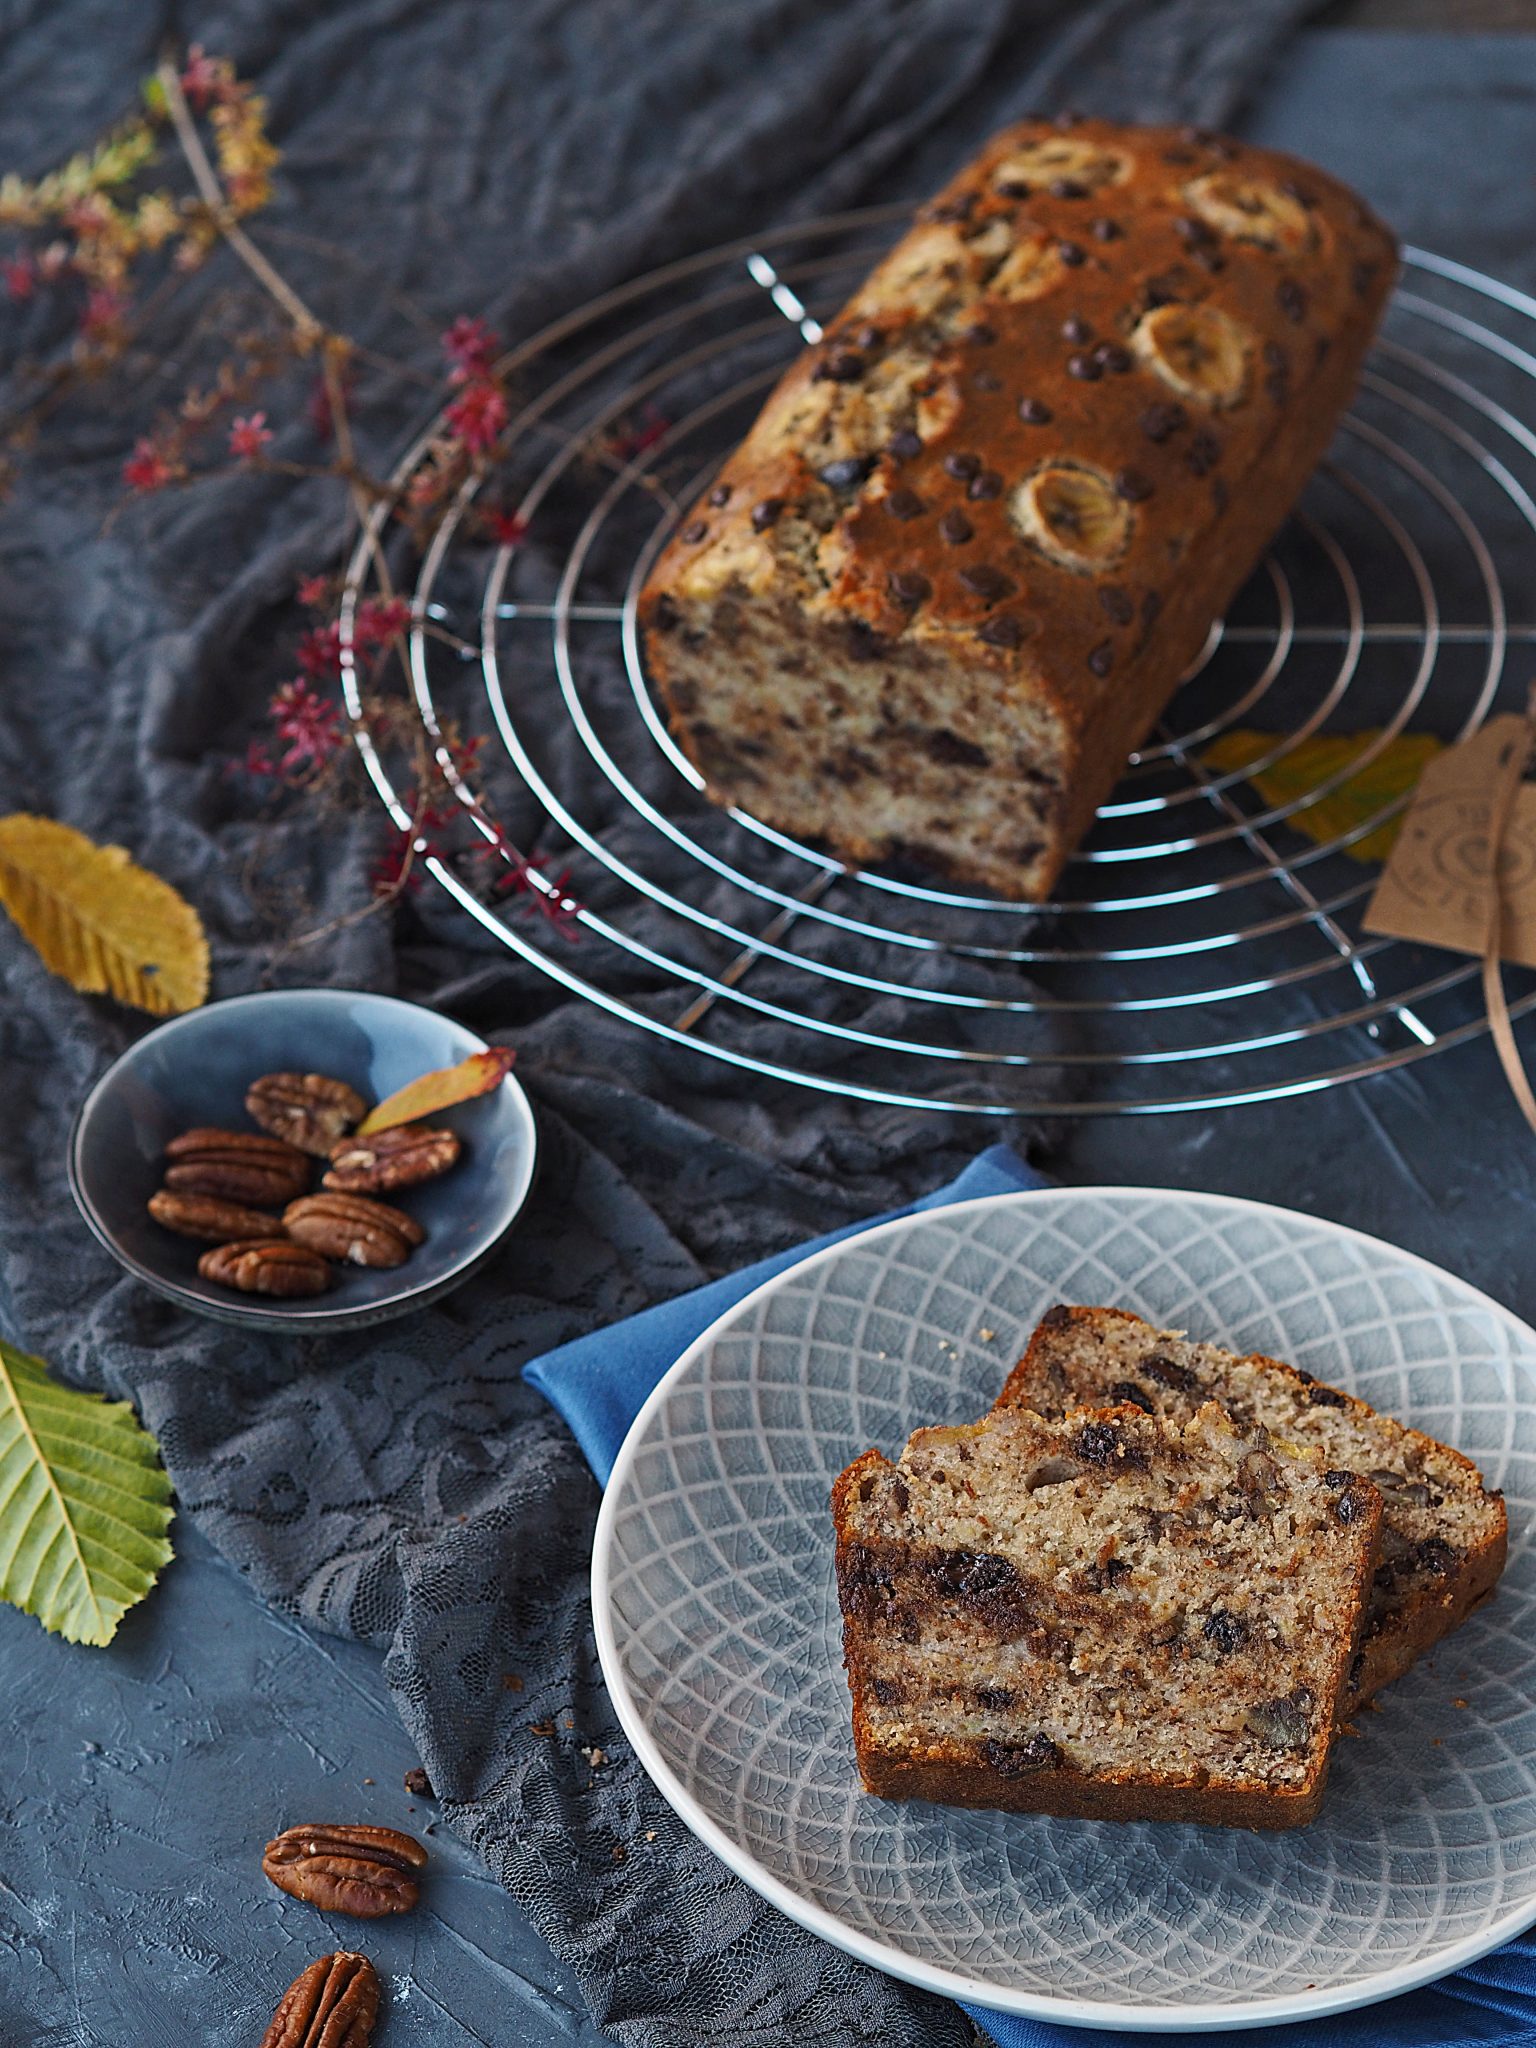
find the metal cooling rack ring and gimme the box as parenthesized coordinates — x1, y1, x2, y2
(340, 217, 1536, 1116)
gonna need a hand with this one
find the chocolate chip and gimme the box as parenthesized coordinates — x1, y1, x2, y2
(968, 468, 1003, 501)
(680, 520, 707, 543)
(885, 486, 925, 521)
(1174, 213, 1216, 246)
(1061, 314, 1093, 344)
(943, 451, 982, 480)
(1264, 370, 1288, 404)
(1110, 1380, 1155, 1414)
(750, 497, 784, 531)
(1057, 240, 1086, 267)
(1184, 430, 1221, 476)
(926, 192, 976, 224)
(887, 568, 931, 607)
(1140, 402, 1186, 443)
(1162, 148, 1196, 167)
(1017, 397, 1053, 425)
(924, 728, 991, 770)
(1193, 246, 1226, 274)
(1094, 341, 1131, 374)
(972, 368, 1002, 392)
(958, 564, 1014, 603)
(1090, 216, 1121, 242)
(1307, 1384, 1349, 1409)
(814, 349, 866, 383)
(852, 322, 882, 349)
(403, 1766, 435, 1798)
(1277, 279, 1307, 324)
(1055, 106, 1084, 128)
(1114, 467, 1154, 503)
(963, 320, 997, 345)
(1141, 589, 1162, 625)
(976, 1686, 1015, 1710)
(1209, 135, 1238, 160)
(888, 428, 922, 462)
(1066, 351, 1102, 381)
(1144, 1352, 1201, 1392)
(1413, 1538, 1457, 1576)
(1335, 1488, 1367, 1525)
(1280, 177, 1317, 208)
(1263, 340, 1289, 370)
(996, 178, 1032, 200)
(651, 594, 679, 632)
(938, 509, 973, 544)
(1099, 585, 1134, 626)
(1203, 1610, 1248, 1655)
(846, 620, 887, 661)
(1049, 177, 1087, 199)
(1143, 269, 1185, 308)
(707, 483, 731, 507)
(818, 455, 873, 491)
(1087, 640, 1114, 677)
(977, 613, 1024, 649)
(1074, 1420, 1135, 1466)
(984, 1733, 1062, 1777)
(1180, 124, 1213, 147)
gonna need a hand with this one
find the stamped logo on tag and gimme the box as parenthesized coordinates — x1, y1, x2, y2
(1365, 715, 1536, 965)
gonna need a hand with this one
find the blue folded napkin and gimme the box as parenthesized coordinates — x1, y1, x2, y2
(526, 1145, 1536, 2048)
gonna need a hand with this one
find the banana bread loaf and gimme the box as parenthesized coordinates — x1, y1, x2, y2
(997, 1306, 1507, 1708)
(640, 117, 1397, 898)
(832, 1399, 1381, 1827)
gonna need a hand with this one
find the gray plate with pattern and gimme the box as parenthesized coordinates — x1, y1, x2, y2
(591, 1187, 1536, 2031)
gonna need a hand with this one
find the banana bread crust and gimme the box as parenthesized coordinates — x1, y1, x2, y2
(641, 117, 1398, 898)
(998, 1305, 1507, 1708)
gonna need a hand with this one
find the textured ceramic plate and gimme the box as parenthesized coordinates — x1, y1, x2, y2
(592, 1188, 1536, 2031)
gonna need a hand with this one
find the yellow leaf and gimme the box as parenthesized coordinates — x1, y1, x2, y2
(356, 1047, 517, 1136)
(1201, 728, 1442, 865)
(0, 815, 209, 1014)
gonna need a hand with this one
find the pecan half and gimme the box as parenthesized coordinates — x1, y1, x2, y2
(164, 1129, 311, 1206)
(263, 1823, 427, 1917)
(147, 1189, 283, 1243)
(283, 1193, 425, 1269)
(247, 1073, 369, 1157)
(259, 1952, 378, 2048)
(323, 1124, 460, 1195)
(198, 1239, 332, 1298)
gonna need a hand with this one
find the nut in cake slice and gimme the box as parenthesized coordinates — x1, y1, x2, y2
(996, 1306, 1507, 1709)
(832, 1400, 1381, 1828)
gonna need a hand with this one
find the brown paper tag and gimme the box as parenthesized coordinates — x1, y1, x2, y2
(1364, 715, 1536, 964)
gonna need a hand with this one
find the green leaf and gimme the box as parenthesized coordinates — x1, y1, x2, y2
(1202, 728, 1442, 864)
(0, 1341, 174, 1646)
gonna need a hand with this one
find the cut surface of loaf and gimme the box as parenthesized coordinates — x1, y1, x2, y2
(833, 1400, 1381, 1828)
(997, 1306, 1507, 1709)
(640, 118, 1397, 899)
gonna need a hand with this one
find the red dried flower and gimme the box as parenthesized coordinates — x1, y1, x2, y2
(3, 255, 36, 301)
(482, 505, 529, 547)
(442, 315, 499, 378)
(354, 596, 412, 649)
(372, 825, 425, 898)
(231, 737, 275, 779)
(180, 46, 229, 111)
(228, 411, 272, 462)
(296, 573, 331, 608)
(605, 403, 670, 462)
(444, 378, 508, 455)
(122, 437, 177, 494)
(80, 286, 127, 342)
(307, 368, 353, 443)
(270, 679, 344, 772)
(295, 621, 343, 678)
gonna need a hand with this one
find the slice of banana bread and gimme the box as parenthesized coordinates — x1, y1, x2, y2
(997, 1306, 1507, 1709)
(832, 1400, 1381, 1827)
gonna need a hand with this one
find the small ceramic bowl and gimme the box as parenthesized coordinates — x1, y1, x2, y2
(69, 988, 537, 1332)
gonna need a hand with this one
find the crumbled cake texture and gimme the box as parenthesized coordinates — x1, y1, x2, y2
(640, 118, 1397, 898)
(833, 1401, 1382, 1828)
(999, 1305, 1507, 1710)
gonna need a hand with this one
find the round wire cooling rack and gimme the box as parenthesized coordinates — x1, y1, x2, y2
(339, 210, 1536, 1117)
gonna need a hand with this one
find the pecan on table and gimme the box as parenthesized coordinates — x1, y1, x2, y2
(259, 1951, 379, 2048)
(323, 1123, 460, 1195)
(263, 1823, 427, 1917)
(197, 1239, 332, 1298)
(282, 1192, 425, 1269)
(147, 1190, 282, 1243)
(163, 1129, 311, 1206)
(247, 1073, 369, 1157)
